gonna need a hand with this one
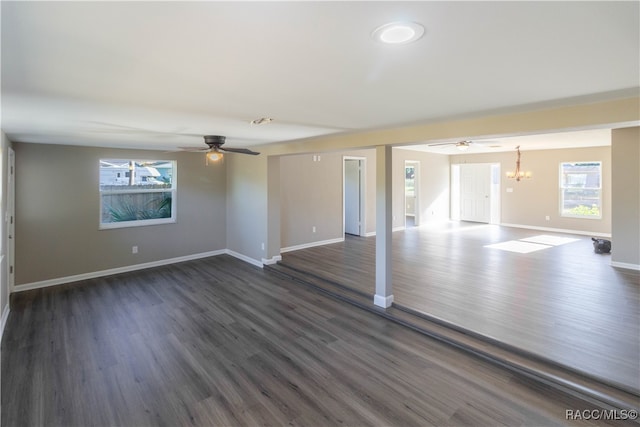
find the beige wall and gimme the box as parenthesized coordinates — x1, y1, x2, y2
(392, 148, 450, 228)
(611, 127, 640, 267)
(14, 143, 227, 285)
(451, 146, 612, 234)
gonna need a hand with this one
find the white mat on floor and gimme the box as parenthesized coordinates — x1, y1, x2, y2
(484, 240, 552, 254)
(519, 235, 579, 246)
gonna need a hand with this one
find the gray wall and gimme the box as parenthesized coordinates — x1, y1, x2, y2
(14, 142, 227, 285)
(279, 148, 450, 249)
(450, 146, 612, 234)
(226, 153, 268, 262)
(280, 152, 345, 248)
(611, 127, 640, 267)
(1, 132, 11, 322)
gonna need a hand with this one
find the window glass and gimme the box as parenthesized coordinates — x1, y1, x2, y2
(99, 159, 176, 229)
(559, 162, 601, 219)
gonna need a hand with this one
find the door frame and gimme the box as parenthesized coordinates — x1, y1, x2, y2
(7, 147, 15, 292)
(343, 156, 366, 237)
(404, 160, 420, 228)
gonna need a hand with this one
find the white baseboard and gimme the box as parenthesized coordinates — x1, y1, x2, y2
(374, 294, 394, 308)
(611, 261, 640, 271)
(262, 255, 282, 265)
(280, 237, 344, 254)
(226, 250, 263, 268)
(13, 249, 227, 293)
(1, 304, 10, 342)
(500, 223, 611, 238)
(366, 226, 405, 237)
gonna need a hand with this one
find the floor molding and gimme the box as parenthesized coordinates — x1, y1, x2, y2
(501, 222, 612, 238)
(281, 237, 344, 253)
(1, 303, 9, 342)
(226, 250, 263, 268)
(12, 250, 227, 292)
(262, 255, 282, 265)
(611, 261, 640, 271)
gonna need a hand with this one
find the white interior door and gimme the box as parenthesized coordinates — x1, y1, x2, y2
(460, 163, 491, 223)
(344, 158, 362, 236)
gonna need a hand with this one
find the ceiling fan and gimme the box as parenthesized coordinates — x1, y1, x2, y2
(180, 135, 260, 163)
(427, 140, 477, 151)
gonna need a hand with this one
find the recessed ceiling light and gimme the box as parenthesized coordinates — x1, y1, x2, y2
(372, 21, 425, 45)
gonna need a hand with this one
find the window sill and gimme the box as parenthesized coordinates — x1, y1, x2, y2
(99, 218, 176, 230)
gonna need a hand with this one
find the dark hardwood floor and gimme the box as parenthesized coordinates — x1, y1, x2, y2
(280, 221, 640, 394)
(2, 255, 631, 426)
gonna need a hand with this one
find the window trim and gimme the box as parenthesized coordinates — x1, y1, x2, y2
(99, 159, 177, 230)
(559, 161, 602, 220)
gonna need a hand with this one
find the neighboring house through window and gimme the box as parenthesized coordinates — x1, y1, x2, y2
(99, 159, 176, 229)
(559, 161, 602, 219)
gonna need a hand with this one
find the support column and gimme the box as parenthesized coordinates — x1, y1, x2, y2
(611, 127, 640, 270)
(374, 145, 393, 308)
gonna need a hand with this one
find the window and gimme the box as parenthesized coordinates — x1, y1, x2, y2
(99, 159, 176, 229)
(559, 161, 602, 219)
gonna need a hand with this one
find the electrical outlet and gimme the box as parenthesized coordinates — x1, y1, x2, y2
(312, 226, 316, 233)
(132, 245, 138, 254)
(545, 216, 550, 221)
(261, 243, 265, 250)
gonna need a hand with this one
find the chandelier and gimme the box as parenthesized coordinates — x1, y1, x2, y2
(506, 146, 531, 181)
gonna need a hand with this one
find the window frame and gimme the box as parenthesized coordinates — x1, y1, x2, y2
(99, 159, 177, 230)
(559, 161, 602, 220)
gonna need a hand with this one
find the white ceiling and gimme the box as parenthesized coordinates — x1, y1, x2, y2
(399, 128, 614, 155)
(1, 1, 638, 152)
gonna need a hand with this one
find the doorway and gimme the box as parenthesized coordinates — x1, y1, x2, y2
(452, 163, 500, 224)
(343, 157, 366, 236)
(405, 161, 419, 228)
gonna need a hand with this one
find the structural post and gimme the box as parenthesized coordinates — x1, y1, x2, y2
(374, 145, 393, 308)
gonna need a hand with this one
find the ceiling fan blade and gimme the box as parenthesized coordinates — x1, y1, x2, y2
(427, 142, 456, 147)
(219, 147, 260, 155)
(176, 147, 210, 152)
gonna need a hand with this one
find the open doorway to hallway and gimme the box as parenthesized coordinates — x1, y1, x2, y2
(405, 161, 419, 228)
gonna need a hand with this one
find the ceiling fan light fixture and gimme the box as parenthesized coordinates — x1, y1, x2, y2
(372, 21, 425, 44)
(206, 150, 224, 163)
(456, 141, 470, 151)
